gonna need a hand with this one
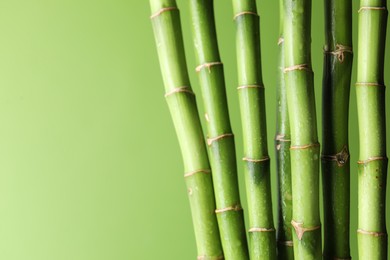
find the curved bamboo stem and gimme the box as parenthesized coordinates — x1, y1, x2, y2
(189, 0, 249, 259)
(150, 1, 223, 258)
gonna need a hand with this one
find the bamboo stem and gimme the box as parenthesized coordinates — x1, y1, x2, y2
(232, 1, 275, 259)
(283, 0, 322, 258)
(189, 0, 249, 259)
(321, 0, 353, 259)
(356, 0, 388, 258)
(150, 1, 223, 258)
(275, 0, 293, 258)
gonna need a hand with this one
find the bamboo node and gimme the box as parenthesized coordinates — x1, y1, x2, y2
(291, 220, 321, 240)
(196, 62, 223, 73)
(233, 11, 258, 20)
(324, 44, 353, 63)
(150, 7, 179, 19)
(164, 86, 195, 97)
(355, 82, 385, 87)
(357, 156, 388, 165)
(321, 145, 349, 167)
(237, 84, 264, 90)
(277, 240, 294, 247)
(283, 64, 312, 73)
(207, 133, 234, 146)
(215, 204, 242, 214)
(248, 227, 275, 232)
(357, 229, 387, 237)
(197, 255, 224, 260)
(275, 134, 291, 142)
(290, 142, 320, 150)
(278, 37, 284, 45)
(184, 169, 211, 178)
(242, 156, 270, 163)
(358, 6, 387, 13)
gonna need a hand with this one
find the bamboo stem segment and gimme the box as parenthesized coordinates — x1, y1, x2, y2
(189, 0, 249, 258)
(150, 1, 223, 258)
(356, 0, 388, 258)
(322, 0, 353, 258)
(232, 0, 276, 259)
(283, 0, 322, 258)
(275, 1, 293, 258)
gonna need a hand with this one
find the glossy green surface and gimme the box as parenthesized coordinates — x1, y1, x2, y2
(357, 0, 388, 258)
(150, 1, 223, 258)
(322, 0, 353, 258)
(232, 0, 275, 259)
(275, 0, 293, 258)
(189, 0, 249, 258)
(283, 0, 322, 258)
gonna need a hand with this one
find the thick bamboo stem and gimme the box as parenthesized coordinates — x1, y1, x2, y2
(356, 0, 388, 258)
(150, 1, 223, 259)
(321, 0, 353, 259)
(189, 1, 249, 259)
(275, 0, 293, 259)
(232, 1, 275, 259)
(283, 0, 322, 258)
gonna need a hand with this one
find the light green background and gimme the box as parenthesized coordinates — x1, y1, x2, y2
(0, 1, 388, 259)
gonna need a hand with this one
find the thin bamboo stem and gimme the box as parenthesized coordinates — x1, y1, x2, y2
(232, 1, 275, 259)
(150, 1, 223, 258)
(283, 0, 322, 258)
(189, 0, 249, 259)
(356, 0, 388, 258)
(275, 0, 293, 258)
(322, 0, 353, 259)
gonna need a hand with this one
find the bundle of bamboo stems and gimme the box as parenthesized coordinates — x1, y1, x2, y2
(150, 0, 388, 259)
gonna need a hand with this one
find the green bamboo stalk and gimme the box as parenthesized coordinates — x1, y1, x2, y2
(283, 0, 322, 258)
(189, 0, 249, 259)
(275, 0, 294, 258)
(356, 0, 388, 259)
(321, 0, 353, 259)
(149, 1, 223, 259)
(232, 1, 275, 259)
